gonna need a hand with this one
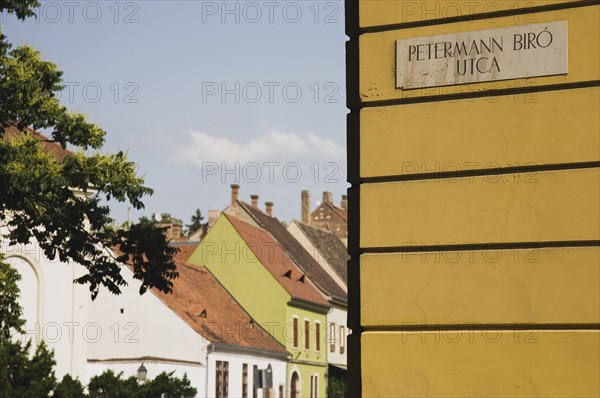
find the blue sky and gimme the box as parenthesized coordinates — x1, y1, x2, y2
(2, 1, 348, 225)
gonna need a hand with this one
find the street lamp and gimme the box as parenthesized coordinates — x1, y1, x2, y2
(137, 363, 147, 383)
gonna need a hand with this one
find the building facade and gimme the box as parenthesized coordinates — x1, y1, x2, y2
(5, 224, 288, 397)
(287, 220, 349, 369)
(301, 190, 348, 241)
(347, 1, 600, 397)
(189, 213, 329, 398)
(89, 249, 288, 397)
(3, 239, 89, 382)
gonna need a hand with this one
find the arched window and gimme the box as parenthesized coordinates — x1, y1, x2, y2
(290, 371, 300, 398)
(7, 256, 42, 337)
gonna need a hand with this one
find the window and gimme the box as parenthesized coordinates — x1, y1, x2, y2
(310, 375, 318, 398)
(242, 363, 248, 398)
(329, 323, 336, 353)
(216, 360, 229, 398)
(291, 372, 300, 398)
(279, 385, 284, 398)
(293, 317, 299, 348)
(340, 326, 345, 355)
(252, 365, 258, 398)
(304, 319, 310, 350)
(315, 321, 321, 352)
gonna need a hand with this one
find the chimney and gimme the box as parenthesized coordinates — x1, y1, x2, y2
(158, 220, 177, 240)
(251, 194, 259, 208)
(301, 190, 311, 224)
(231, 184, 240, 207)
(341, 194, 348, 211)
(323, 191, 333, 204)
(265, 202, 274, 217)
(172, 222, 182, 240)
(208, 209, 220, 226)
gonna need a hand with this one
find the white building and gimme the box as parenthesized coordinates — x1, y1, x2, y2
(85, 253, 206, 392)
(287, 221, 349, 371)
(3, 239, 89, 381)
(3, 234, 289, 397)
(87, 243, 290, 397)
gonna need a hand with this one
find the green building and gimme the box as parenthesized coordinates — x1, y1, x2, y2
(189, 211, 329, 398)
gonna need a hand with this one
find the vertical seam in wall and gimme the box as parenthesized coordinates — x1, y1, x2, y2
(345, 0, 361, 396)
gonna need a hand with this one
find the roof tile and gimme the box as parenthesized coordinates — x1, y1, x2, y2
(153, 250, 288, 355)
(3, 126, 72, 160)
(225, 214, 329, 308)
(240, 202, 347, 300)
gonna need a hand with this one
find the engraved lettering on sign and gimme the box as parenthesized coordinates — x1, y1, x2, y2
(396, 21, 568, 89)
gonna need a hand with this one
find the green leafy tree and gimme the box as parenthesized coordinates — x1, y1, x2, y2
(0, 339, 57, 398)
(0, 2, 177, 299)
(0, 256, 24, 338)
(87, 370, 140, 398)
(0, 1, 39, 20)
(327, 376, 347, 398)
(186, 208, 205, 236)
(140, 371, 197, 397)
(87, 370, 197, 398)
(160, 213, 183, 225)
(53, 374, 86, 398)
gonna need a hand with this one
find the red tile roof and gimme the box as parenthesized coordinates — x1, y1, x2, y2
(152, 248, 288, 355)
(240, 202, 347, 301)
(171, 242, 199, 263)
(224, 214, 329, 308)
(3, 125, 72, 160)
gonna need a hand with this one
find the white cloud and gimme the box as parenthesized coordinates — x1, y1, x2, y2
(173, 130, 344, 166)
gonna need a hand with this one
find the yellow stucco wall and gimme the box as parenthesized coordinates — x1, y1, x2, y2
(358, 0, 582, 28)
(361, 247, 600, 326)
(348, 1, 600, 396)
(361, 87, 600, 178)
(361, 168, 600, 247)
(362, 330, 600, 397)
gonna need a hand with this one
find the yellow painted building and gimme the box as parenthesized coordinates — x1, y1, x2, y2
(346, 1, 600, 397)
